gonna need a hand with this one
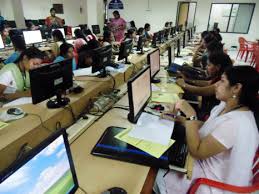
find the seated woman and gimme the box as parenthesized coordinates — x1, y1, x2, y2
(124, 29, 137, 46)
(154, 66, 259, 194)
(4, 35, 26, 64)
(1, 27, 11, 45)
(177, 52, 233, 119)
(0, 47, 44, 101)
(51, 29, 66, 59)
(73, 29, 87, 52)
(102, 30, 120, 53)
(53, 43, 77, 70)
(144, 23, 153, 41)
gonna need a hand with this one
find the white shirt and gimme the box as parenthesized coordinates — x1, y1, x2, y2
(0, 70, 17, 93)
(164, 102, 259, 194)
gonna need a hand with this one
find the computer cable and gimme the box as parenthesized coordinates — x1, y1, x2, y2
(64, 104, 76, 123)
(108, 73, 116, 90)
(26, 113, 52, 133)
(56, 121, 62, 131)
(79, 186, 88, 194)
(113, 106, 129, 111)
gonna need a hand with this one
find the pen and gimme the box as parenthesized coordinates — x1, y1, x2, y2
(164, 113, 177, 118)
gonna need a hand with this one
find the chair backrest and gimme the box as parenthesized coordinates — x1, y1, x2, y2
(252, 147, 259, 184)
(255, 46, 259, 72)
(238, 37, 246, 44)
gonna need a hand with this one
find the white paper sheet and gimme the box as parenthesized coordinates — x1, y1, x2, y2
(73, 67, 99, 77)
(128, 113, 174, 145)
(3, 97, 32, 108)
(151, 84, 161, 92)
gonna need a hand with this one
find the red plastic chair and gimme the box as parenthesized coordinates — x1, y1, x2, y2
(245, 42, 257, 63)
(188, 148, 259, 194)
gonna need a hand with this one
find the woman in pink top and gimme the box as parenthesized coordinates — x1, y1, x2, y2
(154, 66, 259, 194)
(109, 10, 126, 42)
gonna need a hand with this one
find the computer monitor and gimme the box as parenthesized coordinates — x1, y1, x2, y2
(152, 32, 158, 48)
(71, 26, 81, 37)
(30, 59, 73, 109)
(158, 30, 165, 44)
(0, 35, 4, 49)
(0, 129, 79, 194)
(92, 44, 112, 77)
(79, 24, 88, 31)
(6, 20, 16, 28)
(23, 30, 43, 45)
(164, 28, 170, 40)
(52, 28, 65, 38)
(118, 39, 133, 63)
(170, 26, 176, 37)
(148, 49, 160, 83)
(168, 44, 175, 66)
(91, 25, 100, 35)
(137, 35, 144, 54)
(38, 19, 45, 26)
(128, 66, 151, 123)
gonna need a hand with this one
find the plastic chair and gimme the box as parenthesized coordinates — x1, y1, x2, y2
(188, 148, 259, 194)
(236, 37, 248, 60)
(244, 42, 257, 63)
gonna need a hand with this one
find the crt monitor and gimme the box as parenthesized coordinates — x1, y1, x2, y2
(168, 44, 175, 66)
(30, 59, 73, 109)
(71, 26, 81, 37)
(152, 32, 158, 48)
(0, 129, 79, 194)
(148, 49, 161, 83)
(92, 44, 112, 77)
(170, 26, 176, 37)
(52, 28, 66, 38)
(128, 66, 151, 123)
(6, 20, 16, 28)
(158, 30, 165, 44)
(38, 19, 45, 26)
(118, 39, 133, 63)
(91, 25, 100, 34)
(137, 35, 145, 54)
(0, 35, 4, 49)
(23, 30, 43, 45)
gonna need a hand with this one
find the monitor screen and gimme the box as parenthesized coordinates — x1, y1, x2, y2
(30, 59, 73, 107)
(0, 129, 78, 194)
(52, 28, 65, 38)
(128, 67, 151, 123)
(118, 39, 133, 61)
(23, 30, 43, 45)
(148, 49, 160, 78)
(91, 25, 100, 35)
(71, 27, 81, 37)
(92, 44, 112, 73)
(0, 35, 4, 49)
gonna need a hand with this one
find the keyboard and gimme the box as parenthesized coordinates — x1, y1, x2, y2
(66, 114, 97, 143)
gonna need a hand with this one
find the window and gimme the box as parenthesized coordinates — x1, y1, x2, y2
(208, 3, 255, 34)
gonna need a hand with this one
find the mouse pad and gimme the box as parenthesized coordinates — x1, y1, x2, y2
(91, 126, 170, 169)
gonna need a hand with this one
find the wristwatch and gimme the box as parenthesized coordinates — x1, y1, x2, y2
(186, 115, 198, 121)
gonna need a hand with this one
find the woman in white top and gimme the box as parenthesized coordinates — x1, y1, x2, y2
(0, 47, 44, 101)
(154, 66, 259, 194)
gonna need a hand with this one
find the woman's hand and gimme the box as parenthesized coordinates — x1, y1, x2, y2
(175, 100, 197, 118)
(176, 78, 186, 88)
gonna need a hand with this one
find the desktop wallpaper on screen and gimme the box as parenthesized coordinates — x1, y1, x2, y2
(0, 136, 75, 194)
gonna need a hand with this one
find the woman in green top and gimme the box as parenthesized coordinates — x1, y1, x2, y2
(0, 47, 44, 101)
(1, 28, 11, 45)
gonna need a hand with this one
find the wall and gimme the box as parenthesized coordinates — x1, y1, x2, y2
(107, 0, 259, 48)
(21, 0, 87, 26)
(0, 0, 15, 20)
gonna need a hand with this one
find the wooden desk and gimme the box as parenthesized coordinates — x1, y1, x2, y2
(71, 108, 149, 194)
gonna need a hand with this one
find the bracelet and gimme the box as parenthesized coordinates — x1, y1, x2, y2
(186, 115, 198, 121)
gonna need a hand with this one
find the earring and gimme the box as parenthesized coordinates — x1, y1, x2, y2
(232, 95, 237, 99)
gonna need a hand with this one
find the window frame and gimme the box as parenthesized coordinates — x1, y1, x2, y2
(207, 3, 255, 34)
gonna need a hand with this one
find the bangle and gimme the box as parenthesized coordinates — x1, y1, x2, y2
(186, 115, 198, 121)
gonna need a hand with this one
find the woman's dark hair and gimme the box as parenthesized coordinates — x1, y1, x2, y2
(60, 43, 73, 58)
(225, 66, 259, 119)
(137, 27, 144, 35)
(74, 29, 87, 42)
(113, 10, 120, 16)
(125, 29, 135, 39)
(206, 40, 224, 53)
(201, 31, 209, 39)
(203, 33, 216, 45)
(165, 22, 169, 27)
(84, 29, 93, 36)
(52, 29, 65, 43)
(78, 44, 94, 68)
(103, 30, 112, 42)
(50, 8, 56, 12)
(130, 21, 136, 28)
(144, 23, 150, 30)
(208, 52, 233, 76)
(11, 35, 26, 51)
(16, 47, 45, 63)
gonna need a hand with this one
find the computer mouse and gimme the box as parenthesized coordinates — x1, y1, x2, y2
(7, 108, 24, 116)
(102, 187, 127, 194)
